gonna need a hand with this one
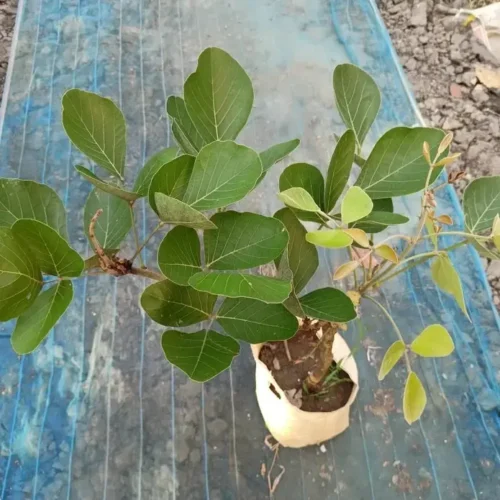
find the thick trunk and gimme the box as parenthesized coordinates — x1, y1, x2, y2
(305, 322, 337, 392)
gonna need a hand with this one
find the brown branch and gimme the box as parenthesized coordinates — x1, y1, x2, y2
(129, 267, 164, 281)
(88, 209, 113, 270)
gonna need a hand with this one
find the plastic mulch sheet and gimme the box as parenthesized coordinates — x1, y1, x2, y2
(1, 0, 500, 498)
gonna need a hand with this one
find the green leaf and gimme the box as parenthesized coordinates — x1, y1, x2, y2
(184, 47, 253, 143)
(278, 187, 321, 213)
(11, 281, 73, 354)
(279, 163, 325, 209)
(355, 127, 446, 199)
(133, 147, 178, 197)
(217, 298, 298, 343)
(166, 96, 206, 155)
(11, 220, 84, 278)
(154, 193, 217, 230)
(182, 141, 262, 211)
(84, 189, 132, 249)
(463, 176, 500, 233)
(260, 139, 300, 172)
(274, 208, 318, 293)
(431, 254, 469, 318)
(299, 288, 357, 322)
(0, 227, 42, 321)
(403, 372, 427, 425)
(188, 272, 291, 303)
(306, 229, 353, 249)
(158, 227, 202, 285)
(75, 165, 139, 202)
(141, 280, 216, 327)
(205, 211, 288, 270)
(374, 244, 398, 264)
(325, 129, 356, 212)
(62, 89, 126, 179)
(341, 186, 373, 224)
(148, 155, 195, 214)
(333, 64, 381, 149)
(0, 179, 68, 239)
(378, 340, 406, 381)
(411, 324, 455, 358)
(162, 330, 240, 382)
(351, 210, 409, 234)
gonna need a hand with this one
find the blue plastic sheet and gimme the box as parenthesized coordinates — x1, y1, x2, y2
(1, 0, 500, 498)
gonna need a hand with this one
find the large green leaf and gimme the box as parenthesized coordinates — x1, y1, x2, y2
(133, 147, 178, 197)
(260, 139, 300, 172)
(341, 186, 373, 224)
(62, 89, 126, 178)
(333, 64, 381, 149)
(188, 272, 291, 304)
(0, 227, 42, 321)
(12, 220, 84, 278)
(75, 165, 139, 202)
(403, 371, 427, 425)
(463, 176, 500, 233)
(274, 208, 318, 293)
(162, 330, 240, 382)
(0, 179, 68, 239)
(431, 255, 469, 318)
(184, 47, 253, 142)
(84, 189, 132, 249)
(325, 129, 356, 212)
(205, 211, 288, 270)
(148, 155, 195, 213)
(158, 226, 202, 285)
(141, 280, 216, 327)
(11, 281, 73, 354)
(355, 127, 446, 199)
(154, 193, 217, 230)
(411, 324, 454, 358)
(351, 210, 408, 234)
(166, 96, 206, 155)
(182, 141, 262, 210)
(217, 298, 298, 343)
(299, 288, 357, 322)
(378, 340, 406, 381)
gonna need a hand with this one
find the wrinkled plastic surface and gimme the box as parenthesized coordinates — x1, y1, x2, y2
(1, 0, 500, 498)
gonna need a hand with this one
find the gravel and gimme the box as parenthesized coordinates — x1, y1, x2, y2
(0, 0, 17, 99)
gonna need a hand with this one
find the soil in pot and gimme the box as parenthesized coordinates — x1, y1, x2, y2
(259, 319, 354, 413)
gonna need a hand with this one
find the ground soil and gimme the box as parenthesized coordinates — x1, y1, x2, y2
(259, 323, 354, 413)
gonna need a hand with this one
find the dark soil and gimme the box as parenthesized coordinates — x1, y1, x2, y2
(259, 321, 354, 413)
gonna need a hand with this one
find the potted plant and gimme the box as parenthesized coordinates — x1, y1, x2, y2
(1, 47, 499, 449)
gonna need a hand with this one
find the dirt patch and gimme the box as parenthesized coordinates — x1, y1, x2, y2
(259, 322, 354, 413)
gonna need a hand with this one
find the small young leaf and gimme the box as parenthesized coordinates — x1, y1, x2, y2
(162, 330, 240, 382)
(154, 193, 217, 230)
(299, 288, 357, 322)
(188, 272, 292, 304)
(141, 280, 216, 327)
(184, 47, 254, 143)
(431, 254, 469, 318)
(437, 132, 453, 157)
(422, 141, 431, 165)
(62, 90, 126, 179)
(205, 211, 288, 270)
(492, 214, 500, 252)
(434, 153, 461, 168)
(217, 298, 298, 343)
(411, 324, 454, 357)
(12, 220, 84, 277)
(133, 147, 178, 196)
(158, 227, 202, 285)
(378, 340, 406, 381)
(333, 260, 360, 280)
(183, 141, 262, 210)
(0, 227, 42, 321)
(333, 64, 381, 149)
(425, 213, 438, 248)
(11, 281, 73, 355)
(260, 139, 300, 172)
(84, 189, 132, 249)
(279, 163, 325, 211)
(278, 187, 321, 213)
(403, 372, 427, 425)
(436, 214, 453, 226)
(325, 129, 356, 212)
(463, 176, 500, 233)
(342, 228, 370, 248)
(374, 244, 398, 263)
(341, 186, 373, 224)
(306, 229, 353, 249)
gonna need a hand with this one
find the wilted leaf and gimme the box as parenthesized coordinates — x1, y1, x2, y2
(278, 187, 321, 213)
(342, 228, 370, 248)
(378, 340, 406, 381)
(341, 186, 373, 224)
(299, 288, 357, 322)
(260, 139, 300, 172)
(133, 147, 178, 196)
(436, 214, 453, 226)
(162, 330, 240, 382)
(62, 90, 126, 178)
(333, 260, 360, 280)
(374, 244, 398, 263)
(403, 372, 427, 424)
(306, 229, 353, 249)
(411, 324, 454, 357)
(11, 281, 73, 355)
(463, 176, 500, 233)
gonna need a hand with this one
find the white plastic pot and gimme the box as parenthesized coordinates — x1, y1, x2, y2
(251, 333, 359, 448)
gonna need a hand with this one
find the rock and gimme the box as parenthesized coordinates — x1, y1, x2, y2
(442, 117, 462, 130)
(406, 58, 417, 71)
(450, 83, 463, 98)
(410, 2, 427, 27)
(475, 65, 500, 90)
(471, 84, 490, 104)
(467, 141, 490, 162)
(487, 261, 500, 280)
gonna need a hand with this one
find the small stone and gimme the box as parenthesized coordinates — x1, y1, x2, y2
(410, 2, 427, 27)
(450, 83, 463, 98)
(442, 117, 463, 130)
(471, 85, 489, 104)
(467, 141, 490, 161)
(319, 444, 327, 453)
(406, 58, 417, 71)
(487, 261, 500, 280)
